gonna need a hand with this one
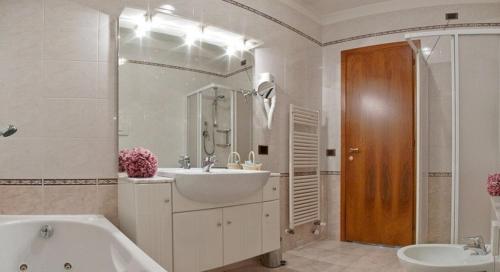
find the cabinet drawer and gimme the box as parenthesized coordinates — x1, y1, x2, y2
(263, 177, 279, 201)
(262, 200, 280, 253)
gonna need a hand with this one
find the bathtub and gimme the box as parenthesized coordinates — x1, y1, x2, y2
(0, 215, 166, 272)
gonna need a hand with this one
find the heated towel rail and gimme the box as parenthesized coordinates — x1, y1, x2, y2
(289, 104, 320, 230)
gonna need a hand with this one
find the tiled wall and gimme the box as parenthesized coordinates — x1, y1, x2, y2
(2, 0, 498, 249)
(320, 3, 500, 242)
(0, 0, 117, 221)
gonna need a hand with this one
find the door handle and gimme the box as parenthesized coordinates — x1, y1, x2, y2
(349, 147, 360, 153)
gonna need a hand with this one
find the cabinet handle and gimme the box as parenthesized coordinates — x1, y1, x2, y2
(217, 222, 222, 227)
(265, 213, 270, 217)
(164, 199, 170, 203)
(272, 187, 277, 191)
(227, 221, 232, 225)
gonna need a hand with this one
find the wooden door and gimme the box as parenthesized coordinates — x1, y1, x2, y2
(341, 42, 415, 246)
(223, 203, 262, 265)
(173, 208, 223, 272)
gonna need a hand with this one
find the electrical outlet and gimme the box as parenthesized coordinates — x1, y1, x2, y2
(258, 145, 268, 155)
(326, 149, 336, 157)
(445, 12, 458, 20)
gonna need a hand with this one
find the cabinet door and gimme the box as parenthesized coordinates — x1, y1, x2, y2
(263, 177, 280, 201)
(173, 209, 223, 272)
(223, 203, 262, 265)
(135, 184, 172, 271)
(262, 200, 280, 253)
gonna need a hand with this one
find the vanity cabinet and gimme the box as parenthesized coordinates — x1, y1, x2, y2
(173, 209, 223, 271)
(119, 175, 281, 272)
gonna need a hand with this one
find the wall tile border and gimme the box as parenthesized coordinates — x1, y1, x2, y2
(98, 178, 119, 185)
(221, 0, 323, 46)
(429, 172, 452, 178)
(0, 179, 42, 185)
(43, 179, 97, 185)
(320, 171, 341, 175)
(282, 171, 452, 177)
(322, 23, 500, 46)
(221, 1, 500, 47)
(0, 179, 118, 185)
(127, 60, 253, 78)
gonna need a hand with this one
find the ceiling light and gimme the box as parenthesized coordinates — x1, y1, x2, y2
(160, 4, 175, 11)
(422, 47, 432, 56)
(135, 13, 152, 38)
(184, 26, 203, 46)
(226, 46, 236, 56)
(119, 57, 127, 66)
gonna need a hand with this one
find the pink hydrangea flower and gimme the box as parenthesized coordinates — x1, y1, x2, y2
(118, 149, 131, 172)
(124, 147, 158, 178)
(487, 173, 500, 196)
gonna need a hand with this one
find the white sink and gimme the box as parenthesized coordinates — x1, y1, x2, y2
(397, 244, 493, 272)
(157, 168, 270, 203)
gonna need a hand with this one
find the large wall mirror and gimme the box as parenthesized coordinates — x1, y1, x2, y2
(118, 6, 259, 168)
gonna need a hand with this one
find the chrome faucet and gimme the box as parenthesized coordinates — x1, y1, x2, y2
(178, 155, 191, 169)
(463, 236, 489, 255)
(40, 224, 54, 239)
(202, 156, 216, 172)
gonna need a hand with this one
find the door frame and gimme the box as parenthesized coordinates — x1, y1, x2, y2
(340, 41, 417, 242)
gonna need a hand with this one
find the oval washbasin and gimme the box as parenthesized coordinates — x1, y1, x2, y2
(157, 168, 271, 203)
(397, 244, 493, 272)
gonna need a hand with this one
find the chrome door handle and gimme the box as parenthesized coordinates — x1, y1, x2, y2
(349, 147, 360, 153)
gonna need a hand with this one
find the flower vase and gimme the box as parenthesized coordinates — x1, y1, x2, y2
(491, 196, 500, 220)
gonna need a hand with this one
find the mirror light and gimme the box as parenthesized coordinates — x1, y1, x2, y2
(135, 13, 152, 38)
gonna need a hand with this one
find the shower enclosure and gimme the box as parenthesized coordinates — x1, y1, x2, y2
(187, 84, 253, 168)
(407, 29, 500, 245)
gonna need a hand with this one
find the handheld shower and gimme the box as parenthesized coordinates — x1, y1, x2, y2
(0, 125, 17, 137)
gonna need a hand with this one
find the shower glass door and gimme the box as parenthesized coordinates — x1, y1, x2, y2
(186, 87, 253, 168)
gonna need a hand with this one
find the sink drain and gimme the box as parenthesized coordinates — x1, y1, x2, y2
(19, 264, 28, 271)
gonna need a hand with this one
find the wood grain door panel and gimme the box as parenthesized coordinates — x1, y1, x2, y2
(341, 42, 415, 246)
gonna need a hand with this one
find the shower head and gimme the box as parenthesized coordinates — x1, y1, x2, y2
(1, 125, 17, 137)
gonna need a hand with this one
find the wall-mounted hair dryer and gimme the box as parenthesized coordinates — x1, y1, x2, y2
(256, 73, 276, 129)
(0, 124, 17, 138)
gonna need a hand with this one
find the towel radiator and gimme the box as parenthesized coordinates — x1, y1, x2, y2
(289, 104, 320, 230)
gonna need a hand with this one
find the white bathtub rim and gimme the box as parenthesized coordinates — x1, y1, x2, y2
(0, 214, 167, 272)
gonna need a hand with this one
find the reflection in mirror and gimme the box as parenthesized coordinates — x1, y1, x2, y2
(118, 7, 258, 168)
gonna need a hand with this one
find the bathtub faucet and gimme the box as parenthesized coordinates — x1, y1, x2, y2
(40, 224, 54, 239)
(463, 236, 488, 255)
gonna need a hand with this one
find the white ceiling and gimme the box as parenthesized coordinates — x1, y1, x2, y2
(279, 0, 500, 25)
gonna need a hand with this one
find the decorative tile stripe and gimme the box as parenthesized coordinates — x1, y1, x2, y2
(221, 0, 322, 46)
(98, 178, 118, 185)
(222, 1, 500, 47)
(320, 171, 341, 175)
(322, 23, 500, 47)
(279, 173, 289, 177)
(0, 179, 42, 185)
(429, 172, 452, 178)
(127, 60, 253, 78)
(225, 66, 253, 78)
(43, 179, 97, 185)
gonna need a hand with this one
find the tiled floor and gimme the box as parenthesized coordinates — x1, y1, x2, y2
(225, 240, 404, 272)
